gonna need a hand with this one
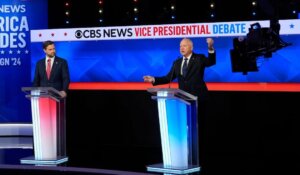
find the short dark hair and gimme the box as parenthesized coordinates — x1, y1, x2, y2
(42, 40, 54, 49)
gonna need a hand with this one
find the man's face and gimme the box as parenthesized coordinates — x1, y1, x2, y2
(44, 44, 56, 57)
(180, 39, 193, 57)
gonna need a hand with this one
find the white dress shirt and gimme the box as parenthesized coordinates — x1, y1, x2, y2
(45, 56, 55, 69)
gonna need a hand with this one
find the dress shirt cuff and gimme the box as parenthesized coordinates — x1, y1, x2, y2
(208, 49, 215, 54)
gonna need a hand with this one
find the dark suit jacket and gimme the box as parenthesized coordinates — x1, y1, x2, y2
(153, 52, 216, 101)
(33, 56, 70, 92)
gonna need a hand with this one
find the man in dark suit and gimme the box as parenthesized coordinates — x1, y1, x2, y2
(33, 40, 70, 98)
(143, 37, 216, 166)
(143, 37, 215, 100)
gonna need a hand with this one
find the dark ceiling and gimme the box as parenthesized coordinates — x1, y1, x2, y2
(48, 0, 300, 28)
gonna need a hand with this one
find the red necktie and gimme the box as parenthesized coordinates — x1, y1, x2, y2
(46, 59, 51, 80)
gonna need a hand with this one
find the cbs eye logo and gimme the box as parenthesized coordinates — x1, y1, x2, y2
(75, 30, 101, 39)
(75, 30, 83, 39)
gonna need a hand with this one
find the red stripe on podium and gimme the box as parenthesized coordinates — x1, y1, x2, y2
(69, 82, 300, 92)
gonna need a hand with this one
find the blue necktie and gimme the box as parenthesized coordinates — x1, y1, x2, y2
(182, 58, 188, 77)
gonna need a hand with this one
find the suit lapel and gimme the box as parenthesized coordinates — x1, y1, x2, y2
(42, 59, 48, 79)
(185, 54, 196, 78)
(49, 58, 59, 80)
(176, 59, 183, 76)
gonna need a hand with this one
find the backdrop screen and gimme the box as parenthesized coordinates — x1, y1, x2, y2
(30, 36, 300, 83)
(0, 0, 48, 122)
(30, 19, 300, 83)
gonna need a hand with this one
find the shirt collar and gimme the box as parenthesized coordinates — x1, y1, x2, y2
(183, 53, 192, 60)
(46, 56, 55, 61)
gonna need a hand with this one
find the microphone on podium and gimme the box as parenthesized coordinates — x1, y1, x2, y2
(168, 59, 178, 89)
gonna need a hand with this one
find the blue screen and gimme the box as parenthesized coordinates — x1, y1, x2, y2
(31, 35, 300, 83)
(0, 0, 48, 122)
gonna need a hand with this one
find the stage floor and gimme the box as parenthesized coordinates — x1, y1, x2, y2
(0, 146, 299, 175)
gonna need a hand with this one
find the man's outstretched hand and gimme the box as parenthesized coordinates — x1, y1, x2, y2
(143, 75, 154, 83)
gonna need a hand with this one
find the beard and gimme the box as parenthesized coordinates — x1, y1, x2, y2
(47, 53, 55, 58)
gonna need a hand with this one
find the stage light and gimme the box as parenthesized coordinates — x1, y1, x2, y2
(134, 7, 138, 12)
(209, 1, 215, 19)
(292, 10, 297, 14)
(64, 1, 71, 25)
(133, 0, 138, 2)
(98, 0, 104, 24)
(170, 2, 176, 22)
(252, 12, 256, 16)
(134, 17, 138, 21)
(252, 1, 256, 6)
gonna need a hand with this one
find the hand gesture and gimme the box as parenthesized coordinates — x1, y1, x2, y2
(60, 91, 67, 98)
(206, 38, 214, 50)
(143, 75, 154, 83)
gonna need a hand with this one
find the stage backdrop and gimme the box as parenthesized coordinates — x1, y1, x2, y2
(0, 0, 48, 122)
(30, 19, 300, 86)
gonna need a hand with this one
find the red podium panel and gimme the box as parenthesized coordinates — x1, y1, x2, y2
(20, 87, 68, 165)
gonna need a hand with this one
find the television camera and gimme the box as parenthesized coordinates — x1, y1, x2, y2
(230, 20, 291, 75)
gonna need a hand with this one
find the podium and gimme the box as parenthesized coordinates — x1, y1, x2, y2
(20, 87, 68, 165)
(146, 88, 200, 174)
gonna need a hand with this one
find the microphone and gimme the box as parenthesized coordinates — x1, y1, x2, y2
(168, 59, 178, 89)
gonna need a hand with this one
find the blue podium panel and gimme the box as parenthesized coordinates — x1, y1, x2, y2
(161, 98, 188, 167)
(147, 88, 199, 174)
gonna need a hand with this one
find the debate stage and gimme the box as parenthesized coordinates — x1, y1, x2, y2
(1, 90, 300, 175)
